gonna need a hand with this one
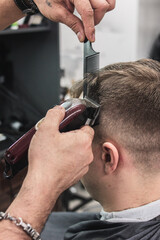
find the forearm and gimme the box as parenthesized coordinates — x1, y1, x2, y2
(0, 0, 24, 30)
(0, 174, 60, 240)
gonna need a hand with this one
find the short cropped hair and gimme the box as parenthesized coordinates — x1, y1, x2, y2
(71, 59, 160, 172)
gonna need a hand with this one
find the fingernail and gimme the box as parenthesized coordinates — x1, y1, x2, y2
(91, 33, 95, 42)
(77, 32, 84, 42)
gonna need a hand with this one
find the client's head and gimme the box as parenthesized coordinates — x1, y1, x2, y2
(71, 59, 160, 211)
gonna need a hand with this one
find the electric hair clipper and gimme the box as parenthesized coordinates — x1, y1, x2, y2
(2, 40, 100, 178)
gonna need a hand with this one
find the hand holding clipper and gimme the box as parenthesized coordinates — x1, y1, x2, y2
(2, 39, 100, 178)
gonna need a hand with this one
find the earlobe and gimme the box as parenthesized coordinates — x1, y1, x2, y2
(102, 142, 119, 174)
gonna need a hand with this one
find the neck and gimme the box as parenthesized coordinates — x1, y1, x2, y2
(99, 171, 160, 212)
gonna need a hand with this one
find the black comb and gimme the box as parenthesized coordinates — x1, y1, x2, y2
(83, 39, 99, 97)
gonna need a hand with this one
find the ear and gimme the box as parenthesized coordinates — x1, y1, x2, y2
(101, 142, 119, 174)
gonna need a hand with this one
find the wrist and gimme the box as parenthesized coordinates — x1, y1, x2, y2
(6, 175, 60, 232)
(24, 170, 63, 200)
(0, 212, 41, 240)
(13, 0, 39, 15)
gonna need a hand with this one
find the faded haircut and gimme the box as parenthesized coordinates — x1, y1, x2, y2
(70, 59, 160, 171)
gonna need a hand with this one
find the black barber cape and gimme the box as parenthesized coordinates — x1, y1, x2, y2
(64, 214, 160, 240)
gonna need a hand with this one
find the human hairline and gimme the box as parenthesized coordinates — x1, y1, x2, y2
(70, 59, 160, 170)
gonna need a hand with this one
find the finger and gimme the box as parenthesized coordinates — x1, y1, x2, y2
(90, 0, 110, 25)
(72, 125, 94, 139)
(80, 125, 95, 140)
(66, 0, 74, 13)
(71, 0, 95, 42)
(47, 5, 86, 42)
(60, 8, 86, 42)
(40, 106, 65, 132)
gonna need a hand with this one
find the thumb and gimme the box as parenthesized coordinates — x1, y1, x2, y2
(41, 106, 66, 132)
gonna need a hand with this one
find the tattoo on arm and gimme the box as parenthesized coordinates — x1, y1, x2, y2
(46, 0, 52, 7)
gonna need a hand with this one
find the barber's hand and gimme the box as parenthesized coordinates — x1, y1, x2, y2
(3, 106, 94, 235)
(34, 0, 116, 42)
(27, 105, 94, 195)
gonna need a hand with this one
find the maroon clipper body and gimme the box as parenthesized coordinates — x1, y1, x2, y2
(3, 98, 100, 178)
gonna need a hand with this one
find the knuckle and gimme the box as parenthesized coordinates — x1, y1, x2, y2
(85, 26, 95, 35)
(87, 9, 94, 17)
(69, 21, 78, 31)
(53, 8, 66, 22)
(38, 120, 49, 132)
(47, 106, 63, 117)
(82, 8, 94, 18)
(46, 109, 56, 119)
